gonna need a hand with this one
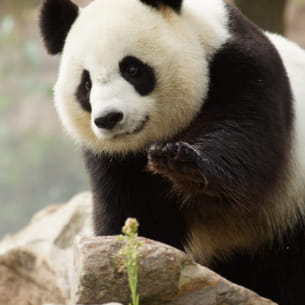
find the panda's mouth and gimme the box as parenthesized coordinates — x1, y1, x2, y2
(130, 115, 149, 135)
(113, 115, 149, 139)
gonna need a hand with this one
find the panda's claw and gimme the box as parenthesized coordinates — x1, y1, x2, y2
(164, 142, 177, 155)
(175, 143, 197, 162)
(148, 141, 200, 171)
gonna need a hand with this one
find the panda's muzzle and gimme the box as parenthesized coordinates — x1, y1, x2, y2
(93, 106, 149, 138)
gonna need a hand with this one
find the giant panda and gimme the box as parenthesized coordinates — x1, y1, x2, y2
(39, 0, 305, 303)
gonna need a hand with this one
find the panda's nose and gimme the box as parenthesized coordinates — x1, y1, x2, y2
(94, 111, 124, 130)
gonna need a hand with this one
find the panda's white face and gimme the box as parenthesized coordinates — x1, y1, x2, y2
(54, 0, 208, 155)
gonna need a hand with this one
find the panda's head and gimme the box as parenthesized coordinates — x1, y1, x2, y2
(40, 0, 215, 155)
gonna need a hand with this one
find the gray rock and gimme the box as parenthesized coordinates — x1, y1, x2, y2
(0, 192, 277, 305)
(72, 236, 277, 305)
(0, 192, 93, 305)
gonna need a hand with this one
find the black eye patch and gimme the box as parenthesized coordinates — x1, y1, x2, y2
(119, 56, 156, 96)
(75, 70, 92, 112)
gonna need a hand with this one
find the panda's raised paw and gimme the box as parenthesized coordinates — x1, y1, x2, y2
(147, 141, 202, 178)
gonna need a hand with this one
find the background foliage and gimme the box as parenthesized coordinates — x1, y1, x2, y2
(0, 0, 89, 236)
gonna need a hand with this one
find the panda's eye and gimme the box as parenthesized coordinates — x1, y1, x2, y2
(126, 64, 139, 77)
(76, 70, 92, 113)
(120, 56, 142, 79)
(85, 81, 91, 91)
(119, 56, 156, 96)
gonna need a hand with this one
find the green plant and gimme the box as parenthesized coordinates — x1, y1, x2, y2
(119, 218, 141, 305)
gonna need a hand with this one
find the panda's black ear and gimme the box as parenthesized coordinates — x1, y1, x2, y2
(140, 0, 183, 12)
(39, 0, 79, 55)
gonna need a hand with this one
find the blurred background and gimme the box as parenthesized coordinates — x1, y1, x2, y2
(0, 0, 305, 237)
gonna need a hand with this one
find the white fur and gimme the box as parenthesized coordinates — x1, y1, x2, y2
(266, 33, 305, 224)
(182, 0, 231, 57)
(54, 0, 231, 155)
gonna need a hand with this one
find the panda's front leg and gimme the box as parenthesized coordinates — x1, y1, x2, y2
(147, 142, 208, 193)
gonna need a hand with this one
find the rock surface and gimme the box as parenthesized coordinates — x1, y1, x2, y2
(72, 236, 277, 305)
(0, 192, 93, 305)
(0, 192, 277, 305)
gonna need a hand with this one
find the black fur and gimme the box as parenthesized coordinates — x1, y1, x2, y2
(119, 56, 156, 96)
(76, 70, 92, 112)
(85, 4, 298, 305)
(164, 3, 293, 205)
(212, 220, 305, 305)
(39, 0, 78, 54)
(140, 0, 182, 12)
(205, 7, 300, 304)
(83, 151, 186, 250)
